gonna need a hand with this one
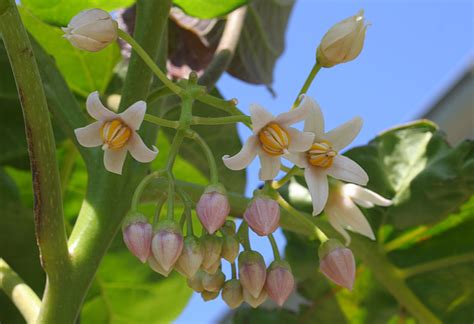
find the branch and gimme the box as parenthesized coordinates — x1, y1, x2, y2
(0, 259, 41, 323)
(401, 252, 474, 278)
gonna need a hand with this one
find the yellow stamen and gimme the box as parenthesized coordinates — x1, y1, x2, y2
(100, 119, 131, 150)
(258, 123, 290, 156)
(307, 140, 337, 168)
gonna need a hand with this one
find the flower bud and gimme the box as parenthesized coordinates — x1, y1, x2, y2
(148, 256, 172, 277)
(62, 9, 118, 52)
(319, 239, 355, 290)
(177, 236, 204, 278)
(201, 235, 223, 271)
(204, 259, 221, 275)
(122, 214, 152, 263)
(151, 220, 184, 272)
(222, 279, 243, 309)
(265, 260, 294, 306)
(316, 10, 368, 68)
(221, 235, 240, 263)
(244, 197, 280, 236)
(221, 220, 236, 236)
(202, 269, 225, 292)
(201, 290, 219, 302)
(196, 184, 230, 234)
(238, 251, 266, 298)
(243, 288, 267, 308)
(187, 270, 205, 292)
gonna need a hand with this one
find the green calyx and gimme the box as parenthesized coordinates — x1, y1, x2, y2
(203, 183, 227, 195)
(155, 219, 182, 234)
(318, 238, 345, 260)
(122, 211, 148, 230)
(238, 250, 265, 266)
(268, 259, 291, 272)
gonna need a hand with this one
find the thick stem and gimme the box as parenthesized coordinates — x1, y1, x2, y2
(0, 259, 41, 324)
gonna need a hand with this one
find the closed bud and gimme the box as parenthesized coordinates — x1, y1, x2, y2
(62, 9, 118, 52)
(177, 236, 204, 278)
(201, 290, 219, 302)
(202, 269, 225, 292)
(148, 256, 172, 277)
(204, 259, 221, 275)
(221, 220, 236, 236)
(244, 197, 280, 236)
(316, 10, 368, 68)
(196, 184, 230, 234)
(265, 260, 294, 306)
(238, 251, 266, 298)
(319, 239, 355, 290)
(201, 235, 223, 271)
(151, 220, 184, 272)
(222, 279, 243, 309)
(187, 270, 205, 292)
(122, 214, 152, 263)
(243, 288, 267, 308)
(221, 235, 240, 263)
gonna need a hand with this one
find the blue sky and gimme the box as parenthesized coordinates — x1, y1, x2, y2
(177, 0, 473, 322)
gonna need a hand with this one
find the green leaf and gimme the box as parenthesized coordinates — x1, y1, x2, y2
(19, 6, 121, 96)
(173, 0, 248, 19)
(20, 0, 135, 26)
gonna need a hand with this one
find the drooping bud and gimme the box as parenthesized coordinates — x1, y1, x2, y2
(238, 251, 267, 298)
(177, 236, 204, 278)
(222, 279, 243, 309)
(202, 269, 225, 292)
(221, 220, 236, 236)
(122, 213, 152, 263)
(151, 220, 184, 272)
(244, 197, 280, 236)
(196, 184, 230, 234)
(316, 10, 368, 68)
(187, 270, 205, 292)
(148, 255, 172, 277)
(243, 288, 267, 308)
(62, 9, 118, 52)
(221, 235, 240, 263)
(204, 259, 221, 275)
(319, 239, 355, 290)
(201, 290, 219, 302)
(201, 235, 223, 272)
(265, 260, 294, 307)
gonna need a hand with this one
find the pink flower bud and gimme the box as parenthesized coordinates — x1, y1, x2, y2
(243, 287, 267, 308)
(151, 220, 184, 272)
(221, 235, 240, 263)
(177, 236, 204, 278)
(122, 216, 152, 263)
(319, 239, 355, 290)
(147, 255, 172, 277)
(244, 197, 280, 236)
(196, 184, 230, 234)
(238, 251, 266, 298)
(201, 290, 219, 301)
(202, 269, 225, 292)
(201, 235, 223, 272)
(187, 270, 205, 292)
(265, 260, 294, 306)
(222, 279, 244, 309)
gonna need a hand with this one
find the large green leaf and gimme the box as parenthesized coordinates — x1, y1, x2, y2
(173, 0, 248, 19)
(20, 0, 135, 26)
(19, 7, 121, 96)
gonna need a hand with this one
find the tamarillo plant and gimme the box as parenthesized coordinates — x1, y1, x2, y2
(0, 0, 473, 323)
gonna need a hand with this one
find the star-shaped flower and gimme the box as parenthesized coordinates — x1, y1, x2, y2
(74, 91, 158, 174)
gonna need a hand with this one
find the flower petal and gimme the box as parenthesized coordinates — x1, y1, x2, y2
(324, 117, 362, 151)
(302, 96, 325, 139)
(127, 132, 158, 163)
(223, 135, 259, 170)
(258, 154, 281, 181)
(326, 206, 352, 245)
(103, 148, 128, 175)
(250, 104, 274, 134)
(351, 198, 374, 208)
(275, 95, 312, 127)
(327, 155, 368, 185)
(284, 152, 308, 168)
(338, 197, 375, 240)
(74, 121, 103, 147)
(86, 91, 116, 121)
(119, 101, 146, 130)
(286, 127, 314, 153)
(304, 167, 328, 215)
(342, 184, 392, 207)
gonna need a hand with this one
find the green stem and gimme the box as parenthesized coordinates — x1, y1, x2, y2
(144, 114, 179, 129)
(384, 226, 429, 252)
(0, 0, 70, 283)
(195, 94, 250, 128)
(59, 140, 78, 195)
(153, 195, 167, 228)
(186, 130, 219, 184)
(146, 85, 174, 104)
(191, 115, 251, 126)
(131, 170, 164, 211)
(401, 252, 474, 278)
(0, 259, 41, 323)
(268, 234, 281, 261)
(231, 262, 237, 279)
(292, 62, 322, 108)
(238, 221, 251, 251)
(118, 29, 183, 96)
(272, 167, 300, 189)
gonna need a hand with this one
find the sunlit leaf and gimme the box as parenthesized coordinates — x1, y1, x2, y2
(173, 0, 248, 19)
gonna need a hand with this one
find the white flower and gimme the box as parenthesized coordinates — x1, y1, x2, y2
(317, 9, 368, 68)
(223, 96, 315, 181)
(62, 9, 118, 52)
(74, 91, 158, 175)
(289, 96, 369, 215)
(326, 183, 392, 245)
